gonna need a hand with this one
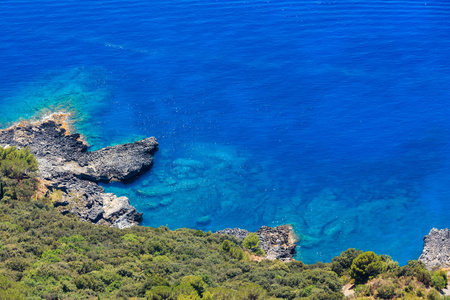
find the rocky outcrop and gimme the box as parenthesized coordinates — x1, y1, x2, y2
(0, 113, 158, 228)
(216, 225, 297, 261)
(419, 228, 450, 270)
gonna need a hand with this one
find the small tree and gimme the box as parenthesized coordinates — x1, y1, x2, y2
(349, 251, 384, 284)
(243, 233, 260, 249)
(242, 233, 266, 257)
(220, 240, 233, 252)
(237, 283, 267, 300)
(331, 248, 363, 275)
(0, 146, 38, 201)
(431, 272, 447, 290)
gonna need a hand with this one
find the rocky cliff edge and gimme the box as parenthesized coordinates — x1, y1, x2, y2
(419, 228, 450, 270)
(0, 113, 158, 228)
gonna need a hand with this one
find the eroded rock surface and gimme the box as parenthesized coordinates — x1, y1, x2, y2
(217, 225, 297, 261)
(419, 228, 450, 270)
(0, 114, 158, 228)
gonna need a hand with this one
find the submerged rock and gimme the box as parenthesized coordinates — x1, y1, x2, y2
(216, 225, 297, 261)
(419, 228, 450, 270)
(0, 113, 158, 228)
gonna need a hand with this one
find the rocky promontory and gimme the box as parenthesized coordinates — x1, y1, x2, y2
(0, 113, 158, 228)
(419, 228, 450, 270)
(217, 225, 297, 261)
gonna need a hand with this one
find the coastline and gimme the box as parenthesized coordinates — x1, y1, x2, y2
(6, 114, 448, 267)
(1, 113, 301, 261)
(0, 113, 158, 228)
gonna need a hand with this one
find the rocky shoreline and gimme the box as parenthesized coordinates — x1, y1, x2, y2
(419, 228, 450, 270)
(0, 113, 158, 228)
(14, 114, 450, 266)
(0, 113, 300, 262)
(0, 113, 299, 260)
(3, 114, 449, 266)
(217, 225, 298, 261)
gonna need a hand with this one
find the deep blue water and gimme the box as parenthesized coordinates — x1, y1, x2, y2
(1, 0, 450, 264)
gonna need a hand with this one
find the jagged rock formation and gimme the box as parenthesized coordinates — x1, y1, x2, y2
(0, 113, 158, 228)
(217, 225, 297, 261)
(419, 228, 450, 270)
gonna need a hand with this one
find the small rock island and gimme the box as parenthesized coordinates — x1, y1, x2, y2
(0, 113, 158, 228)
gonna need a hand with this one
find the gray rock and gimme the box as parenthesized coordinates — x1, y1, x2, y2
(217, 225, 297, 261)
(0, 114, 158, 228)
(216, 228, 251, 240)
(419, 228, 450, 270)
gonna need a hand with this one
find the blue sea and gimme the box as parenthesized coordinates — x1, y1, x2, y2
(1, 0, 449, 264)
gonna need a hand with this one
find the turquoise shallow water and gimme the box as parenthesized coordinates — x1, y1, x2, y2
(1, 0, 450, 264)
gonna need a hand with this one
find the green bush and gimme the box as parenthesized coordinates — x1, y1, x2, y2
(331, 248, 363, 275)
(243, 233, 260, 249)
(417, 289, 425, 297)
(376, 283, 398, 299)
(220, 240, 233, 252)
(180, 275, 207, 297)
(432, 273, 446, 290)
(237, 283, 267, 300)
(253, 247, 266, 257)
(0, 146, 38, 201)
(146, 285, 173, 300)
(350, 251, 384, 284)
(204, 287, 237, 300)
(74, 273, 105, 292)
(243, 233, 266, 257)
(417, 269, 432, 286)
(0, 146, 38, 180)
(230, 246, 245, 260)
(0, 275, 27, 299)
(427, 288, 441, 300)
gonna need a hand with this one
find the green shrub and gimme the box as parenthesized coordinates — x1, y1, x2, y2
(180, 275, 207, 297)
(300, 285, 315, 297)
(146, 285, 173, 300)
(376, 283, 398, 299)
(0, 146, 38, 201)
(0, 146, 38, 180)
(432, 273, 446, 290)
(243, 233, 260, 249)
(350, 251, 384, 284)
(427, 288, 441, 300)
(331, 248, 363, 276)
(417, 269, 432, 286)
(253, 247, 266, 257)
(398, 260, 427, 277)
(230, 246, 245, 260)
(404, 284, 413, 293)
(5, 258, 31, 272)
(220, 240, 233, 252)
(242, 233, 266, 257)
(0, 275, 27, 299)
(417, 289, 425, 297)
(74, 273, 105, 292)
(237, 283, 267, 300)
(431, 270, 448, 291)
(204, 287, 237, 300)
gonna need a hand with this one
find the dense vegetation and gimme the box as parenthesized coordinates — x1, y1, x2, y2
(0, 146, 449, 299)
